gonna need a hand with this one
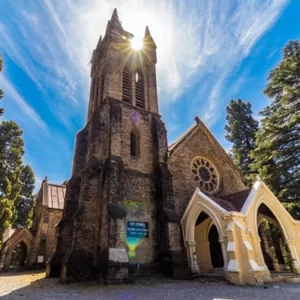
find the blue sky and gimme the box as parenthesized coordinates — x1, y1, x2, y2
(0, 0, 300, 189)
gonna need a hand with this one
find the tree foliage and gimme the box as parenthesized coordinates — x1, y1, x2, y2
(225, 99, 259, 180)
(251, 40, 300, 218)
(0, 121, 35, 245)
(13, 165, 36, 228)
(0, 53, 4, 116)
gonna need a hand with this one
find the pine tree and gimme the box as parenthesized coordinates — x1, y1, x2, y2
(13, 165, 36, 228)
(251, 40, 300, 218)
(225, 99, 259, 180)
(0, 121, 24, 243)
(0, 53, 4, 116)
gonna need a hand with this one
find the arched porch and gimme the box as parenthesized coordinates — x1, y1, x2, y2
(182, 181, 300, 284)
(181, 190, 228, 275)
(0, 228, 32, 271)
(257, 206, 292, 273)
(194, 213, 225, 273)
(252, 198, 300, 275)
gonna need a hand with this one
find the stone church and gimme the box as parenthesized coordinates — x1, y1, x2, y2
(0, 179, 65, 271)
(6, 9, 300, 285)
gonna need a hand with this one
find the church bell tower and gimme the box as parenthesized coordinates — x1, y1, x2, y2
(48, 9, 184, 283)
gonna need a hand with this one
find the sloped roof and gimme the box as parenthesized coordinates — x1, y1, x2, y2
(168, 123, 197, 153)
(204, 189, 251, 212)
(208, 195, 240, 212)
(47, 183, 66, 210)
(222, 189, 251, 211)
(40, 179, 66, 210)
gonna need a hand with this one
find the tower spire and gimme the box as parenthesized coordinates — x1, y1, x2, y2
(111, 8, 121, 26)
(96, 35, 102, 49)
(105, 8, 123, 34)
(144, 26, 157, 48)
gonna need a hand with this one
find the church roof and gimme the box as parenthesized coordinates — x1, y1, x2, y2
(39, 179, 66, 210)
(207, 189, 251, 212)
(46, 183, 66, 210)
(168, 123, 197, 153)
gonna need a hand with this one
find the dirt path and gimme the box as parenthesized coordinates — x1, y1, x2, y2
(1, 270, 300, 300)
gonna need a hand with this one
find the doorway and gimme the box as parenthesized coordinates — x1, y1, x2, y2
(209, 224, 224, 268)
(194, 212, 224, 272)
(11, 241, 28, 268)
(257, 204, 292, 272)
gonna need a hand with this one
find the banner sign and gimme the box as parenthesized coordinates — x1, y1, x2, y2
(127, 221, 149, 238)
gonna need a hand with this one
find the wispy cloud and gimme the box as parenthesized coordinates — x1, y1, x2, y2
(0, 75, 48, 132)
(0, 0, 289, 183)
(1, 0, 288, 128)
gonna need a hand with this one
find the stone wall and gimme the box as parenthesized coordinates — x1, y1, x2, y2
(50, 96, 177, 280)
(48, 12, 186, 282)
(28, 208, 62, 267)
(168, 123, 247, 218)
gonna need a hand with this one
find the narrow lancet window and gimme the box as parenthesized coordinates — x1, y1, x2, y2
(130, 130, 140, 157)
(135, 71, 145, 108)
(122, 69, 131, 103)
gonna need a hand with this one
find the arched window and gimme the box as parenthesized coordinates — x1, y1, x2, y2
(135, 71, 145, 108)
(122, 68, 132, 103)
(130, 130, 140, 157)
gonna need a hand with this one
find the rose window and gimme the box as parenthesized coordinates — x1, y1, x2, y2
(191, 157, 219, 193)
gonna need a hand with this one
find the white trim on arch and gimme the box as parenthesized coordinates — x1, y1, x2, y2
(197, 189, 227, 214)
(254, 197, 295, 239)
(184, 200, 228, 268)
(254, 197, 299, 262)
(185, 201, 225, 242)
(181, 187, 227, 225)
(241, 180, 300, 226)
(240, 180, 262, 214)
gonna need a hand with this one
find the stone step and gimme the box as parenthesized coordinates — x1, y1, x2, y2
(267, 272, 300, 283)
(284, 277, 300, 283)
(271, 272, 300, 278)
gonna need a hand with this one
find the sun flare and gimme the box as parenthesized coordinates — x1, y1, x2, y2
(130, 36, 144, 50)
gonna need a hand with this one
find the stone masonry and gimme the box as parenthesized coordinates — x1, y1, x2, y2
(0, 179, 65, 271)
(48, 9, 184, 283)
(47, 9, 284, 285)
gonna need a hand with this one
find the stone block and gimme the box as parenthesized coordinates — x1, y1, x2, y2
(109, 248, 129, 263)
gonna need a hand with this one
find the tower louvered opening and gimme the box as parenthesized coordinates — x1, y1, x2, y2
(122, 70, 132, 103)
(135, 72, 145, 108)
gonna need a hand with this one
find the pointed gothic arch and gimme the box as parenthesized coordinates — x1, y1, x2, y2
(254, 197, 296, 248)
(0, 228, 32, 271)
(11, 241, 28, 267)
(254, 200, 299, 272)
(182, 193, 228, 273)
